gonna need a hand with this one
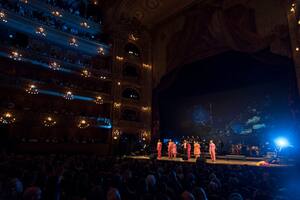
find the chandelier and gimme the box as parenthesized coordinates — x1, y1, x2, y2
(0, 11, 7, 23)
(36, 26, 46, 36)
(0, 112, 16, 124)
(26, 84, 39, 95)
(69, 37, 78, 47)
(49, 61, 60, 70)
(77, 119, 89, 129)
(112, 129, 121, 140)
(81, 69, 91, 78)
(43, 116, 56, 127)
(95, 96, 104, 104)
(63, 91, 74, 100)
(9, 51, 22, 61)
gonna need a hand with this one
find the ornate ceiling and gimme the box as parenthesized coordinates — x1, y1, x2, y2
(102, 0, 196, 29)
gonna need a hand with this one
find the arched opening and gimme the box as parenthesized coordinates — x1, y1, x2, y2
(122, 88, 140, 100)
(124, 43, 141, 57)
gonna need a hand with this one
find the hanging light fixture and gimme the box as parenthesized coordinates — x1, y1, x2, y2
(36, 26, 46, 36)
(43, 116, 56, 127)
(0, 112, 16, 124)
(49, 61, 60, 70)
(26, 84, 39, 95)
(63, 91, 74, 100)
(95, 96, 104, 104)
(0, 11, 7, 23)
(9, 51, 22, 61)
(52, 10, 62, 17)
(77, 119, 89, 129)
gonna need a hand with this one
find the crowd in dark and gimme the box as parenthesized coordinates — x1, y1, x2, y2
(0, 153, 297, 200)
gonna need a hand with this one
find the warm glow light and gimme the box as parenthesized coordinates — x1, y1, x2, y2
(20, 0, 28, 3)
(114, 102, 121, 108)
(97, 47, 105, 55)
(49, 61, 60, 70)
(36, 26, 46, 36)
(80, 21, 90, 28)
(99, 76, 107, 80)
(95, 96, 104, 104)
(52, 11, 62, 17)
(296, 47, 299, 52)
(63, 91, 74, 100)
(116, 56, 124, 61)
(93, 0, 98, 5)
(43, 116, 56, 127)
(0, 112, 16, 124)
(142, 63, 152, 70)
(69, 37, 78, 47)
(112, 129, 120, 140)
(298, 19, 300, 25)
(26, 84, 39, 95)
(9, 51, 22, 60)
(81, 69, 91, 78)
(141, 106, 151, 112)
(117, 82, 121, 86)
(0, 11, 7, 23)
(78, 119, 90, 129)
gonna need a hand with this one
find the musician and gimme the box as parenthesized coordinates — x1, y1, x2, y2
(168, 139, 173, 159)
(157, 139, 162, 159)
(209, 140, 216, 162)
(194, 141, 201, 159)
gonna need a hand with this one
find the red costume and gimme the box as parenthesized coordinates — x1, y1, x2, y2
(187, 143, 191, 160)
(157, 141, 162, 159)
(172, 143, 177, 158)
(209, 142, 216, 161)
(194, 143, 201, 159)
(168, 141, 173, 159)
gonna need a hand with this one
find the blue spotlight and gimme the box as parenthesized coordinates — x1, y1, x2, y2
(274, 137, 290, 149)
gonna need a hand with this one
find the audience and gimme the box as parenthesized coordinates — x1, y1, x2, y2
(0, 154, 297, 200)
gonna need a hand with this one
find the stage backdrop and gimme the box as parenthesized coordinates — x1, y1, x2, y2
(158, 50, 299, 141)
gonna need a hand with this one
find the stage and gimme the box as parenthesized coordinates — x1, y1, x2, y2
(127, 155, 292, 167)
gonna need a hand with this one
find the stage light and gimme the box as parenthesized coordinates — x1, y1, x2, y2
(274, 137, 290, 148)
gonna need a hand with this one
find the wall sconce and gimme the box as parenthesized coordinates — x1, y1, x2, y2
(69, 37, 78, 47)
(142, 63, 152, 70)
(116, 56, 124, 61)
(140, 130, 150, 141)
(99, 76, 107, 80)
(81, 69, 91, 78)
(114, 102, 121, 109)
(296, 47, 299, 52)
(80, 21, 90, 28)
(129, 33, 139, 41)
(141, 106, 151, 112)
(97, 47, 105, 55)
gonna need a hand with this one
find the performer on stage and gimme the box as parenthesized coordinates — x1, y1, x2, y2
(194, 141, 201, 159)
(157, 139, 162, 159)
(168, 139, 173, 159)
(172, 142, 177, 158)
(187, 142, 191, 160)
(209, 140, 216, 162)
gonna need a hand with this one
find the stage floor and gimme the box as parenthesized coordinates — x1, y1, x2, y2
(127, 156, 291, 167)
